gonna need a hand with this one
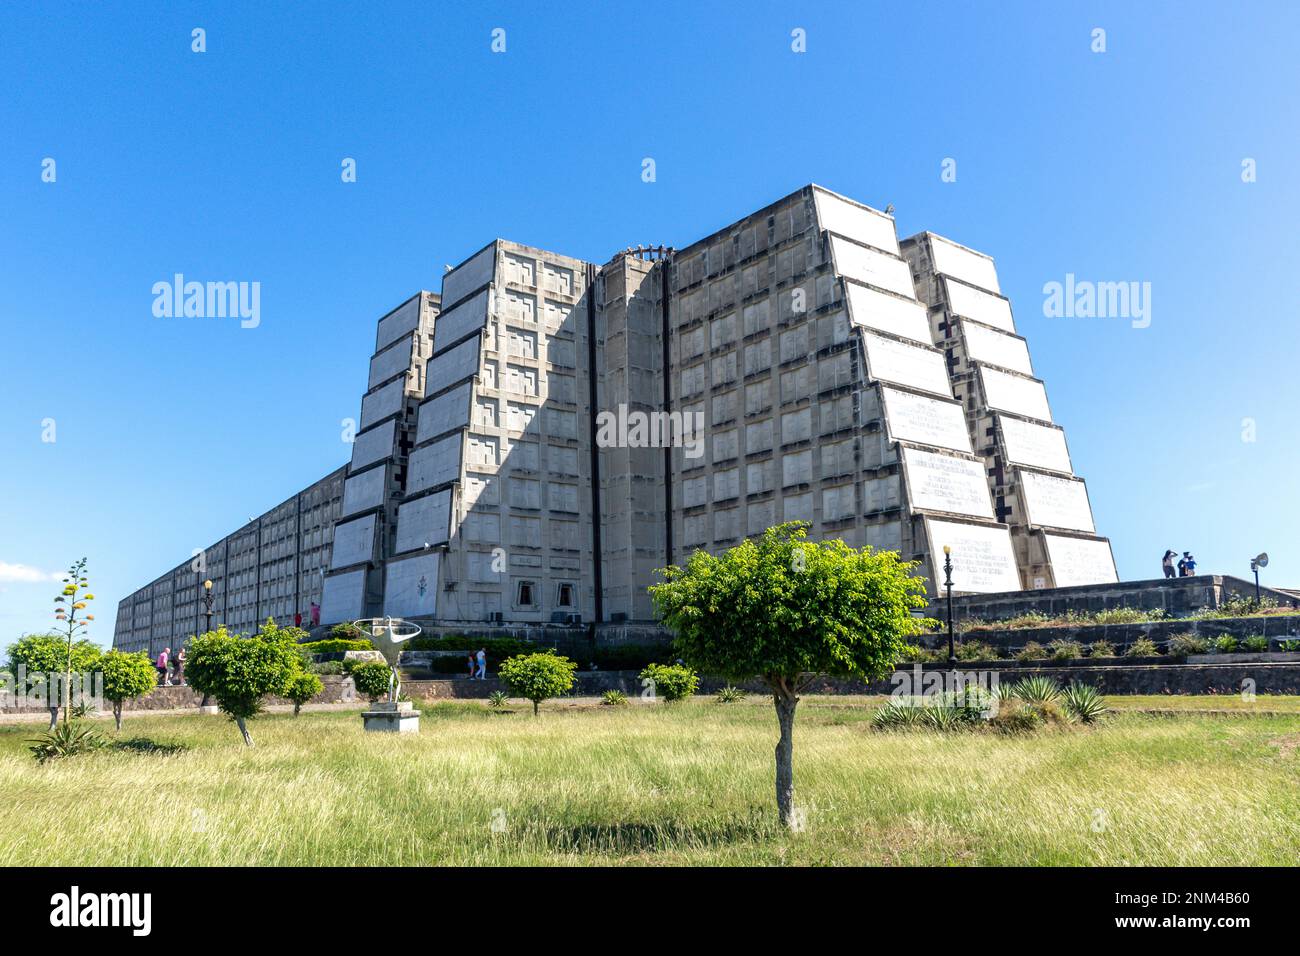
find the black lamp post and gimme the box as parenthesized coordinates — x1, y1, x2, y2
(1250, 559, 1261, 604)
(943, 545, 956, 665)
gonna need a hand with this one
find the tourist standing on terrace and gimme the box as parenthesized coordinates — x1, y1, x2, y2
(1162, 550, 1177, 579)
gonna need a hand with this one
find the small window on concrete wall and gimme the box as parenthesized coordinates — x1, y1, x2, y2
(556, 583, 575, 608)
(516, 581, 536, 607)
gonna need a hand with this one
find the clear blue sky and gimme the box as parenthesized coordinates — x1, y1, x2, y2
(2, 1, 1297, 645)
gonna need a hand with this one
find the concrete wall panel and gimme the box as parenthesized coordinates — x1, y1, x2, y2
(383, 553, 441, 619)
(980, 367, 1051, 422)
(880, 387, 972, 453)
(923, 518, 1021, 593)
(330, 514, 377, 569)
(945, 279, 1015, 332)
(360, 378, 405, 429)
(1043, 534, 1118, 587)
(433, 288, 491, 353)
(931, 236, 1000, 293)
(426, 337, 482, 397)
(862, 332, 951, 397)
(416, 381, 473, 445)
(394, 490, 451, 554)
(813, 189, 900, 255)
(442, 244, 496, 308)
(829, 236, 915, 298)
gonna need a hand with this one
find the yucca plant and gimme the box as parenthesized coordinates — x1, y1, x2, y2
(870, 699, 926, 730)
(487, 690, 510, 710)
(600, 690, 628, 706)
(715, 685, 747, 703)
(1061, 683, 1107, 723)
(922, 705, 968, 732)
(29, 720, 105, 764)
(1011, 675, 1062, 704)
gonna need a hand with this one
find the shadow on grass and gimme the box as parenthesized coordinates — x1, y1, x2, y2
(111, 737, 189, 756)
(543, 815, 774, 854)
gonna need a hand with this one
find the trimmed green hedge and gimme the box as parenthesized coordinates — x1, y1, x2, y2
(299, 638, 374, 654)
(408, 636, 534, 658)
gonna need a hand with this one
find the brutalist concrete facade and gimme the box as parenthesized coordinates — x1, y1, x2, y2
(114, 183, 1116, 652)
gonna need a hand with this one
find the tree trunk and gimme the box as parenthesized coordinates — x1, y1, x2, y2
(293, 702, 301, 717)
(773, 686, 799, 829)
(48, 707, 58, 731)
(236, 716, 254, 747)
(113, 702, 123, 731)
(533, 699, 540, 717)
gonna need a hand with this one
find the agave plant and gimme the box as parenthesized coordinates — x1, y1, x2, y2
(715, 685, 747, 703)
(1061, 683, 1108, 723)
(600, 690, 628, 706)
(870, 699, 926, 730)
(1011, 675, 1063, 704)
(921, 705, 968, 732)
(29, 720, 105, 764)
(487, 690, 510, 710)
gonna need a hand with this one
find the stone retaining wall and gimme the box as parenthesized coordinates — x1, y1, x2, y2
(941, 614, 1300, 654)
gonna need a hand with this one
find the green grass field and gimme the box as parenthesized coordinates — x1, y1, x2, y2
(2, 697, 1298, 865)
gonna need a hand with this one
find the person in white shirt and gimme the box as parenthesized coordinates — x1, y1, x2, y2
(475, 648, 487, 680)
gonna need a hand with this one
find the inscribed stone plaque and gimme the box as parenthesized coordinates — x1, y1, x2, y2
(979, 366, 1051, 421)
(930, 236, 1001, 293)
(813, 189, 900, 255)
(862, 332, 951, 398)
(924, 518, 1022, 593)
(1043, 534, 1118, 587)
(845, 281, 931, 345)
(829, 236, 916, 298)
(1019, 469, 1095, 532)
(902, 449, 993, 519)
(881, 387, 972, 453)
(962, 322, 1032, 375)
(944, 278, 1015, 332)
(999, 415, 1071, 473)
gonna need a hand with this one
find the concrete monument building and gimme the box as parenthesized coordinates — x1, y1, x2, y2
(114, 184, 1117, 654)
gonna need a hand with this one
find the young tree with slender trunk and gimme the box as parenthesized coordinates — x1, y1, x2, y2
(99, 649, 159, 730)
(649, 522, 929, 829)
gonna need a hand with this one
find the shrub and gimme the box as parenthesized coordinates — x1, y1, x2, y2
(299, 638, 374, 654)
(408, 636, 533, 659)
(1087, 639, 1116, 658)
(1281, 640, 1300, 653)
(1242, 635, 1270, 653)
(1093, 607, 1156, 625)
(1046, 639, 1085, 661)
(98, 649, 158, 731)
(988, 698, 1042, 734)
(350, 661, 393, 702)
(638, 663, 699, 702)
(715, 685, 747, 703)
(955, 641, 996, 662)
(600, 690, 628, 706)
(871, 700, 927, 730)
(310, 661, 344, 675)
(1062, 683, 1108, 723)
(1167, 633, 1208, 657)
(28, 720, 105, 764)
(896, 643, 934, 663)
(1210, 635, 1238, 653)
(1004, 611, 1050, 629)
(185, 626, 303, 746)
(1015, 641, 1048, 662)
(6, 633, 101, 728)
(1126, 637, 1160, 657)
(1011, 675, 1062, 704)
(329, 621, 368, 642)
(487, 690, 509, 709)
(499, 652, 577, 716)
(285, 671, 323, 716)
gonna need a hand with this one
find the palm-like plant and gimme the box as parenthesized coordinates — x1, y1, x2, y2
(600, 690, 628, 706)
(1011, 675, 1063, 704)
(1061, 683, 1108, 723)
(715, 686, 747, 703)
(487, 690, 509, 709)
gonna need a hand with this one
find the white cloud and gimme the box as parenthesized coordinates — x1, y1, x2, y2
(0, 562, 66, 584)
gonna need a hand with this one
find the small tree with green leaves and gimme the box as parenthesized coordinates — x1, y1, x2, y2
(639, 662, 699, 702)
(7, 633, 101, 729)
(185, 626, 302, 746)
(498, 651, 576, 716)
(98, 649, 158, 730)
(350, 661, 393, 703)
(649, 522, 929, 828)
(285, 671, 324, 716)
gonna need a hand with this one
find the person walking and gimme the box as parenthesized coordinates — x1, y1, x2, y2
(1162, 550, 1178, 579)
(475, 647, 487, 680)
(156, 647, 171, 686)
(467, 653, 476, 680)
(172, 647, 186, 685)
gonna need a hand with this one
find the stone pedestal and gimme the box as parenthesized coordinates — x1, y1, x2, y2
(362, 700, 419, 733)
